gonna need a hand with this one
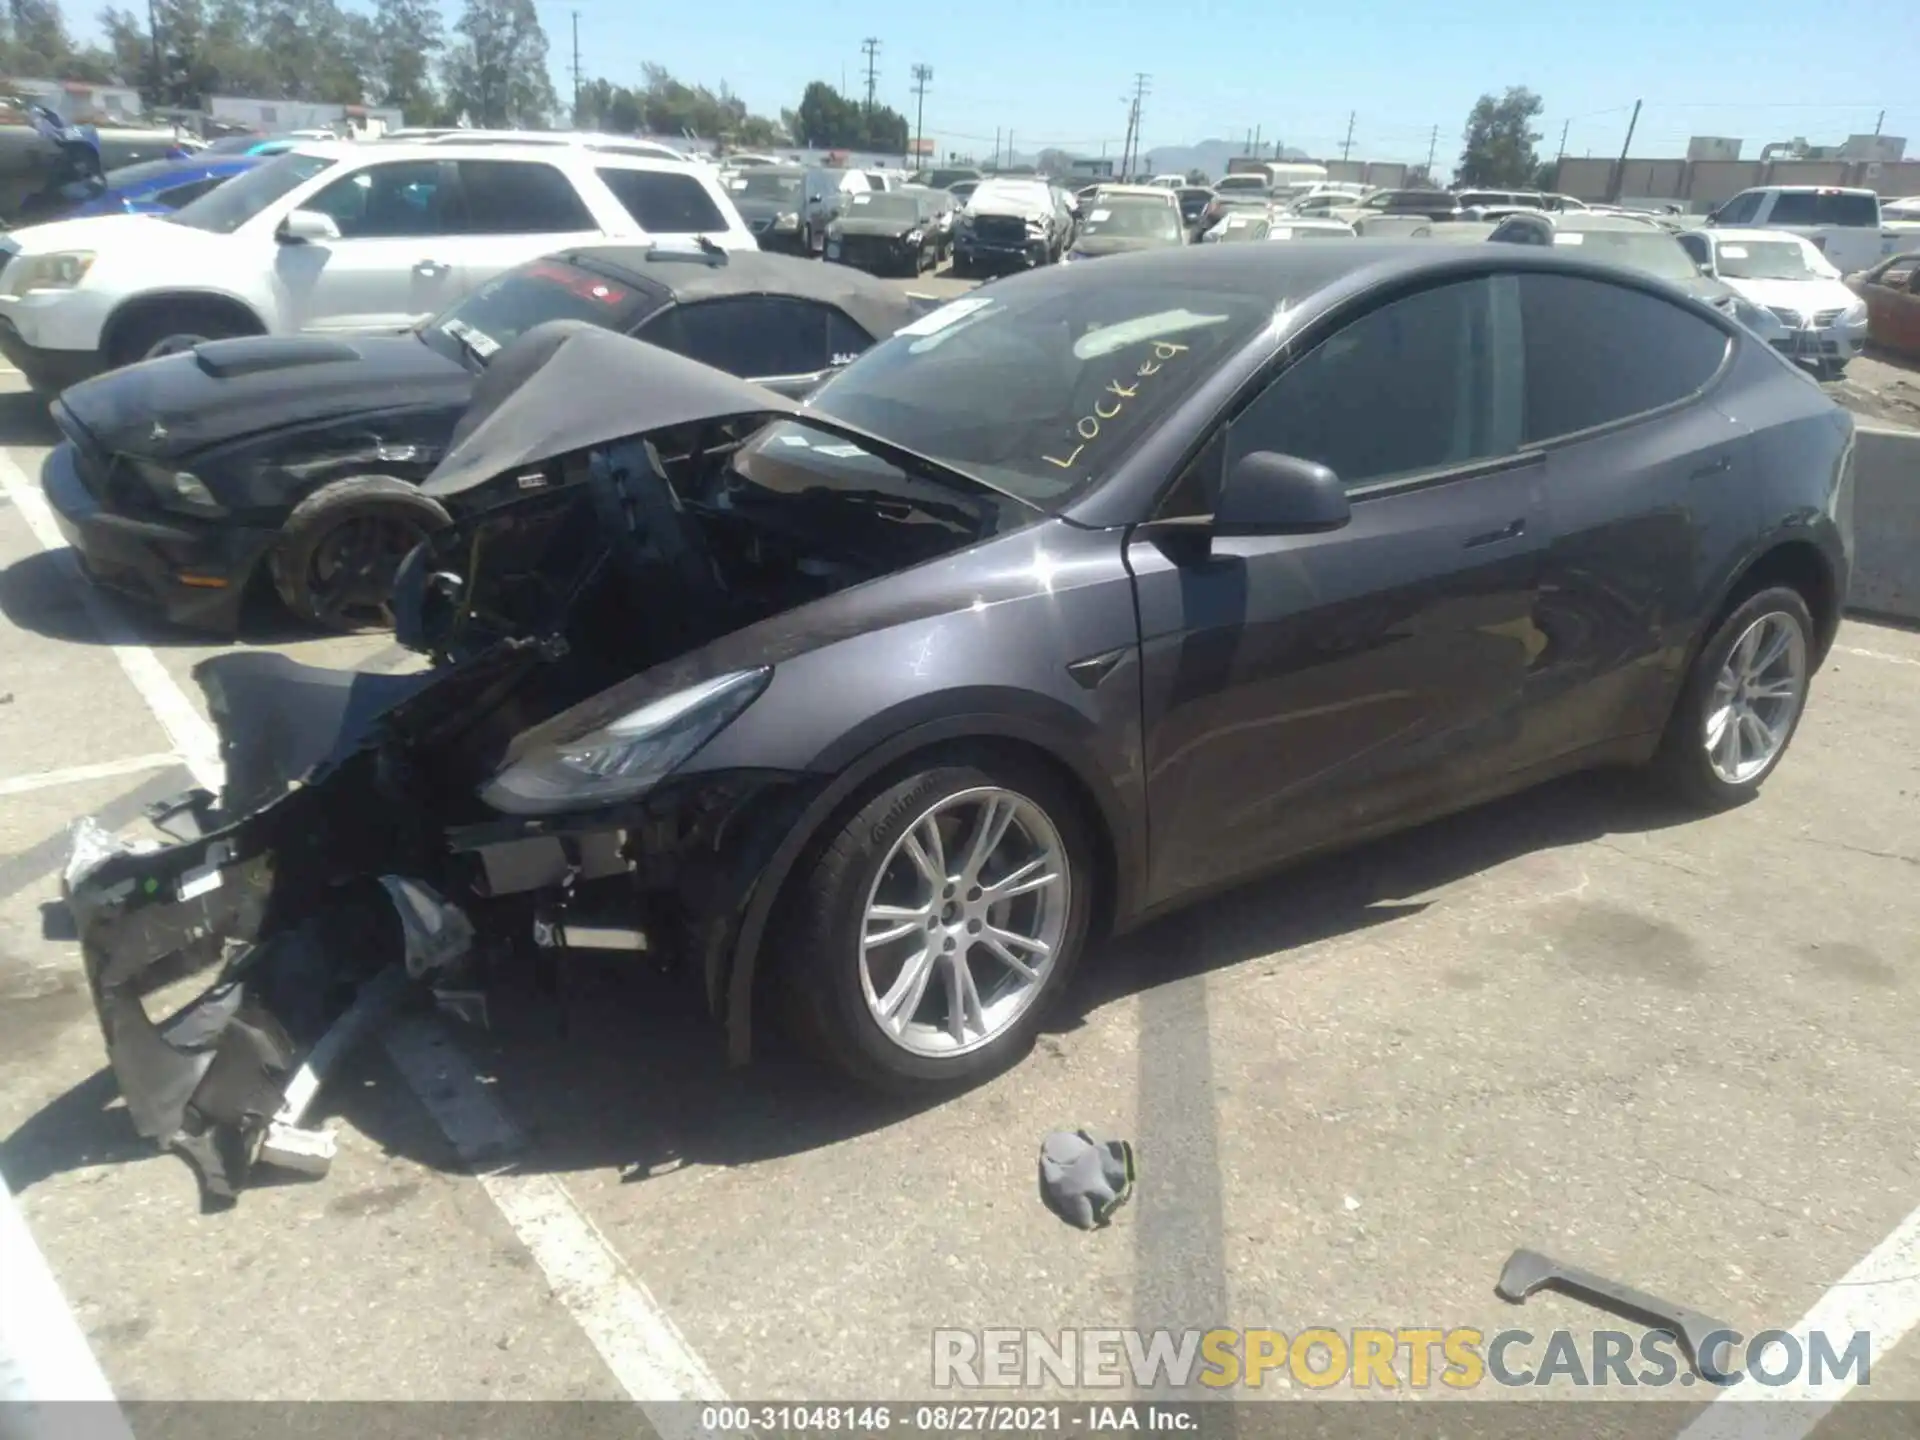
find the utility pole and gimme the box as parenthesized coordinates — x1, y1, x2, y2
(1556, 118, 1569, 161)
(910, 64, 931, 168)
(993, 126, 1001, 170)
(1875, 109, 1885, 135)
(860, 37, 881, 116)
(1121, 72, 1150, 180)
(1607, 98, 1641, 203)
(1253, 124, 1262, 159)
(1426, 124, 1438, 176)
(570, 10, 582, 128)
(1340, 111, 1355, 163)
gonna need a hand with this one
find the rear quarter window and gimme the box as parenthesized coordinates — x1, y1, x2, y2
(1518, 274, 1730, 442)
(596, 167, 729, 234)
(1762, 192, 1875, 226)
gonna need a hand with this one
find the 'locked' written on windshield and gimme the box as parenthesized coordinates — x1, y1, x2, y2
(1042, 341, 1191, 472)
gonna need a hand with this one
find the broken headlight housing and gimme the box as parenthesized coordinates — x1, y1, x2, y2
(129, 458, 226, 516)
(480, 666, 773, 815)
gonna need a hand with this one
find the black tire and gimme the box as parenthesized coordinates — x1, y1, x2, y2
(106, 304, 254, 370)
(785, 752, 1096, 1093)
(270, 476, 449, 631)
(1652, 584, 1816, 811)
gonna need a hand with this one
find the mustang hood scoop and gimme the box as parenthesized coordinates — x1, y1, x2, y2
(192, 335, 364, 378)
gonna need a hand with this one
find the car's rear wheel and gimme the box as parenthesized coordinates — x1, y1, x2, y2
(270, 476, 448, 632)
(787, 755, 1094, 1091)
(107, 304, 254, 369)
(1653, 585, 1815, 809)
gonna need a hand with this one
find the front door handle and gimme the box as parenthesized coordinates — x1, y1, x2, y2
(413, 259, 450, 277)
(1690, 455, 1732, 480)
(1464, 517, 1526, 549)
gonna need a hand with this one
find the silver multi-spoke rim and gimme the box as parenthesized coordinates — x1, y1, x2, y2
(858, 786, 1070, 1058)
(1705, 611, 1807, 785)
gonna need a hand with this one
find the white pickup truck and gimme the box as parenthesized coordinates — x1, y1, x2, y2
(1702, 186, 1900, 274)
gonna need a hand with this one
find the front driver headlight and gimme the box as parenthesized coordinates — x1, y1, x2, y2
(773, 211, 799, 231)
(1726, 296, 1789, 343)
(1841, 299, 1868, 326)
(479, 667, 772, 815)
(904, 228, 923, 243)
(6, 250, 95, 295)
(129, 459, 225, 516)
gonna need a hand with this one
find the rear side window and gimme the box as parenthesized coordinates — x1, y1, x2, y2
(596, 167, 728, 234)
(1766, 191, 1878, 227)
(642, 297, 833, 378)
(1518, 274, 1729, 443)
(456, 160, 596, 233)
(1715, 191, 1763, 224)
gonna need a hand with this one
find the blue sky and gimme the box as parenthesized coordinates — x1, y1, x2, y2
(524, 0, 1912, 168)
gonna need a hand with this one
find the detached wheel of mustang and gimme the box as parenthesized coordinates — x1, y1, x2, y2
(1652, 584, 1815, 810)
(271, 475, 449, 632)
(788, 752, 1095, 1091)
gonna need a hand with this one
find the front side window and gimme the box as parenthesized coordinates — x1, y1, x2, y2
(1676, 231, 1710, 267)
(1518, 273, 1729, 443)
(457, 160, 596, 234)
(1226, 278, 1522, 492)
(168, 150, 336, 234)
(305, 159, 450, 238)
(1715, 191, 1762, 224)
(599, 167, 728, 233)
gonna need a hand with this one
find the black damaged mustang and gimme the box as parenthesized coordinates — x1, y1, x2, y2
(63, 244, 1853, 1204)
(41, 244, 919, 632)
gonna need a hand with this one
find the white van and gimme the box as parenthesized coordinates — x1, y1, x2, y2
(1704, 186, 1897, 274)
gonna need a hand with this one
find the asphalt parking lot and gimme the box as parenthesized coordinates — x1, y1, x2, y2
(2, 287, 1919, 1432)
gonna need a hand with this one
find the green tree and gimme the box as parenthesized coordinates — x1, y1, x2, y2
(441, 0, 555, 128)
(1457, 86, 1544, 188)
(3, 0, 75, 74)
(370, 0, 442, 119)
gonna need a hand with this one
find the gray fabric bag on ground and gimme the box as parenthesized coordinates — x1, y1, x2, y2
(1038, 1129, 1136, 1229)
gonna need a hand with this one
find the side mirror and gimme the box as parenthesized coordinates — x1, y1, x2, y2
(1215, 451, 1351, 537)
(278, 208, 341, 243)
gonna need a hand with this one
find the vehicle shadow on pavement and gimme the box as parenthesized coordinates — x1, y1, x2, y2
(0, 549, 322, 647)
(0, 388, 59, 447)
(1, 769, 1701, 1203)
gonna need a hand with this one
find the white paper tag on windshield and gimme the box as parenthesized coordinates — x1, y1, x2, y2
(897, 296, 993, 337)
(815, 443, 866, 458)
(1719, 244, 1748, 258)
(1552, 232, 1585, 245)
(775, 432, 813, 448)
(853, 193, 872, 204)
(1090, 208, 1111, 222)
(728, 178, 747, 189)
(1269, 227, 1294, 240)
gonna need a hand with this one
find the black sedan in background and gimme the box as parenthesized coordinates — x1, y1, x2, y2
(65, 243, 1854, 1204)
(825, 189, 942, 275)
(41, 246, 920, 632)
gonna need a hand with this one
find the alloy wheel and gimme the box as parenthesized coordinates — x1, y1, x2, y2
(306, 513, 430, 629)
(1704, 610, 1807, 784)
(858, 786, 1070, 1058)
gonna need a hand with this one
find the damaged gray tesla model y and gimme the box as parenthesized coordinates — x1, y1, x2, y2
(62, 242, 1853, 1203)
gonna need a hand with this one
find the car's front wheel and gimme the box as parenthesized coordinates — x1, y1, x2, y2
(107, 304, 254, 369)
(1653, 584, 1816, 809)
(271, 475, 449, 632)
(787, 754, 1094, 1091)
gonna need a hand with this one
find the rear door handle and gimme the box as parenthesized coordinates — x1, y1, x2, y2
(1690, 455, 1732, 480)
(1464, 518, 1526, 549)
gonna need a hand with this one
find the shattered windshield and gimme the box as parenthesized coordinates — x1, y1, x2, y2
(804, 283, 1275, 507)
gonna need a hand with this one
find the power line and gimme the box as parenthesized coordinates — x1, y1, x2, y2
(860, 37, 880, 115)
(911, 64, 931, 164)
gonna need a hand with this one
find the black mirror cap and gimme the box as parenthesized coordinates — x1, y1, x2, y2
(1215, 451, 1352, 536)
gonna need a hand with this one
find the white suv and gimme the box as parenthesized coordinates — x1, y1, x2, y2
(0, 141, 756, 393)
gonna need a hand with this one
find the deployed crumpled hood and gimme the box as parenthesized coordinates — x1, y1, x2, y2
(56, 334, 471, 464)
(422, 321, 798, 498)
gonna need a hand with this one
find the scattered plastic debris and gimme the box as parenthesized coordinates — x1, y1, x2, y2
(1038, 1129, 1136, 1230)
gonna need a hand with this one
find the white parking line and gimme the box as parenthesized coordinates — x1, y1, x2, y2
(1834, 644, 1919, 667)
(0, 754, 180, 798)
(0, 448, 727, 1408)
(1675, 1203, 1920, 1439)
(0, 1171, 132, 1435)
